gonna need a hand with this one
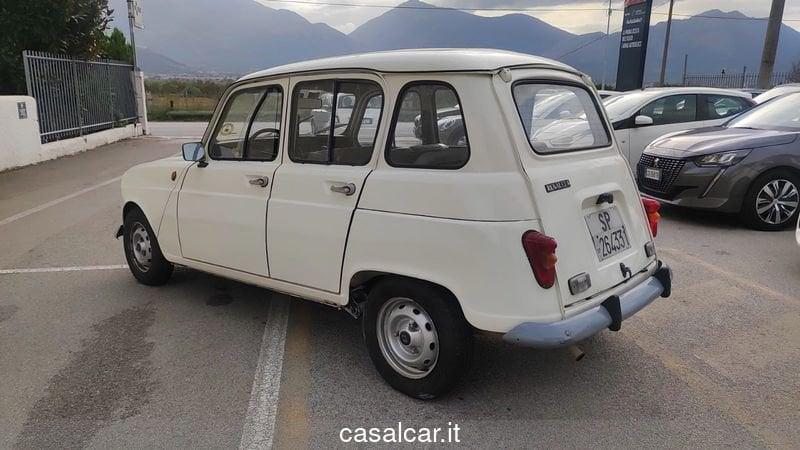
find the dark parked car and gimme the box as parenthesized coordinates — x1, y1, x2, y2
(637, 92, 800, 230)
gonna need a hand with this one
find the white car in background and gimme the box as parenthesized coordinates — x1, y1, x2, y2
(754, 83, 800, 104)
(603, 87, 755, 165)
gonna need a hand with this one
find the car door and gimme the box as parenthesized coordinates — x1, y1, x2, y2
(178, 82, 287, 276)
(629, 94, 698, 164)
(267, 76, 384, 292)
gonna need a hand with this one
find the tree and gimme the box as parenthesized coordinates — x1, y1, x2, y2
(0, 0, 113, 94)
(100, 28, 132, 63)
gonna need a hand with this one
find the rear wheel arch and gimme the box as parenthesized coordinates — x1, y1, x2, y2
(349, 271, 464, 312)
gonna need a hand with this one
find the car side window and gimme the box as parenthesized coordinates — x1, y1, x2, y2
(639, 94, 697, 126)
(289, 79, 384, 166)
(705, 95, 749, 120)
(245, 87, 283, 161)
(387, 83, 469, 169)
(209, 87, 265, 160)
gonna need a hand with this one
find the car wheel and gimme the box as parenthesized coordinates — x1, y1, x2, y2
(123, 207, 174, 285)
(741, 169, 800, 231)
(362, 278, 473, 400)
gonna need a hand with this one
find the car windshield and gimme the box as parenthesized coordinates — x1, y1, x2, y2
(727, 92, 800, 131)
(603, 91, 651, 120)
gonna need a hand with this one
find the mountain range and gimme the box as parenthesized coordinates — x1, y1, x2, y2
(109, 0, 800, 85)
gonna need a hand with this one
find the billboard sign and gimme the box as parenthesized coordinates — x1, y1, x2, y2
(615, 0, 653, 91)
(128, 0, 143, 29)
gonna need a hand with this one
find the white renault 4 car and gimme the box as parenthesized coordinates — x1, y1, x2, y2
(117, 49, 671, 399)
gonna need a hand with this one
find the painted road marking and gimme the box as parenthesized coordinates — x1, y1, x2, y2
(0, 265, 127, 274)
(273, 301, 312, 448)
(240, 295, 291, 450)
(0, 176, 122, 227)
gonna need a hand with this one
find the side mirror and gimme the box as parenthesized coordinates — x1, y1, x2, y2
(182, 142, 208, 167)
(635, 115, 654, 127)
(182, 142, 206, 162)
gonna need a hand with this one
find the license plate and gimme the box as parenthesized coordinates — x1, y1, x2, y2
(585, 207, 631, 261)
(644, 167, 661, 181)
(362, 118, 373, 124)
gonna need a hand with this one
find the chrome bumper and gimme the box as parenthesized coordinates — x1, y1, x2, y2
(503, 263, 672, 348)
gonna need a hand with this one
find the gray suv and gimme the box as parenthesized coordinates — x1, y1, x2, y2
(637, 92, 800, 230)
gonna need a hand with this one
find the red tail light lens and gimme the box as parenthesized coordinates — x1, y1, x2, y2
(522, 230, 558, 289)
(641, 197, 661, 237)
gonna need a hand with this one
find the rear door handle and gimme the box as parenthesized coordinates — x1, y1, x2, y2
(330, 183, 356, 196)
(248, 176, 269, 187)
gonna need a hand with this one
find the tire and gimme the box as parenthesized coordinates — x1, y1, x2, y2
(740, 169, 800, 231)
(123, 207, 173, 286)
(362, 278, 473, 399)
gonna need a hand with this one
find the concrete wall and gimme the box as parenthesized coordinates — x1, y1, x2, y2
(0, 96, 142, 172)
(0, 96, 41, 172)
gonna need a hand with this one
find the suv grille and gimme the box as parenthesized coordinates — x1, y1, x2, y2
(637, 154, 685, 194)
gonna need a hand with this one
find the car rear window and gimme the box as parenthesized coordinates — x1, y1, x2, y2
(513, 83, 610, 154)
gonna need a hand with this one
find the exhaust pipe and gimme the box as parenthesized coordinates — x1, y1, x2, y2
(567, 345, 585, 361)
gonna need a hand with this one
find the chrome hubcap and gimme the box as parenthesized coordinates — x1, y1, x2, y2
(130, 223, 152, 271)
(376, 297, 439, 379)
(756, 179, 799, 225)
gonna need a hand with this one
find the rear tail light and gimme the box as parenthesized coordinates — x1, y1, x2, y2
(642, 197, 661, 237)
(522, 230, 558, 289)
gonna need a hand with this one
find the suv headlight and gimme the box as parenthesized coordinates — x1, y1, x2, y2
(695, 150, 751, 167)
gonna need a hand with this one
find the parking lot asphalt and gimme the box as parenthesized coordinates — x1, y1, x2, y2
(1, 135, 798, 448)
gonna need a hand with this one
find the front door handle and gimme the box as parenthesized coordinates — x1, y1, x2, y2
(330, 183, 356, 196)
(248, 176, 269, 187)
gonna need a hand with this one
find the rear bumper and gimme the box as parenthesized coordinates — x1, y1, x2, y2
(503, 262, 672, 348)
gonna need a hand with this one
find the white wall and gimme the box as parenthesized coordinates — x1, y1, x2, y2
(0, 96, 41, 172)
(0, 96, 142, 172)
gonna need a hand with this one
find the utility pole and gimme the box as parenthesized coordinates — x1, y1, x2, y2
(758, 0, 786, 89)
(601, 0, 612, 89)
(127, 0, 138, 69)
(658, 0, 675, 86)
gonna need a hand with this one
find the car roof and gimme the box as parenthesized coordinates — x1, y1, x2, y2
(628, 87, 752, 98)
(238, 49, 577, 81)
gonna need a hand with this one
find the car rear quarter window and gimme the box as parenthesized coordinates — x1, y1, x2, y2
(386, 82, 469, 169)
(704, 95, 751, 120)
(513, 83, 610, 154)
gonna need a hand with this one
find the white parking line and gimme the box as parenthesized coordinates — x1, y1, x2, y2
(240, 295, 291, 450)
(0, 265, 128, 274)
(0, 176, 122, 227)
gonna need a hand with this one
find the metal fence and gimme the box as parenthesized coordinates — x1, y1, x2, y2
(683, 71, 792, 90)
(23, 51, 138, 143)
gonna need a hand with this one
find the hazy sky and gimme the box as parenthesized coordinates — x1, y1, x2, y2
(254, 0, 800, 35)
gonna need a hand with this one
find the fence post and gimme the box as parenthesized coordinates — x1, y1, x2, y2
(22, 51, 33, 96)
(71, 58, 84, 137)
(682, 54, 688, 86)
(740, 66, 747, 89)
(107, 62, 114, 126)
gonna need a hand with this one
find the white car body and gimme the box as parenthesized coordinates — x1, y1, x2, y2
(754, 84, 800, 104)
(120, 49, 671, 395)
(604, 87, 754, 166)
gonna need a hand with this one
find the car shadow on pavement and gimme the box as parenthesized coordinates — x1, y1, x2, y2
(294, 299, 756, 447)
(659, 204, 744, 230)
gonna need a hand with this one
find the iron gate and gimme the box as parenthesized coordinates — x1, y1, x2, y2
(23, 51, 138, 143)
